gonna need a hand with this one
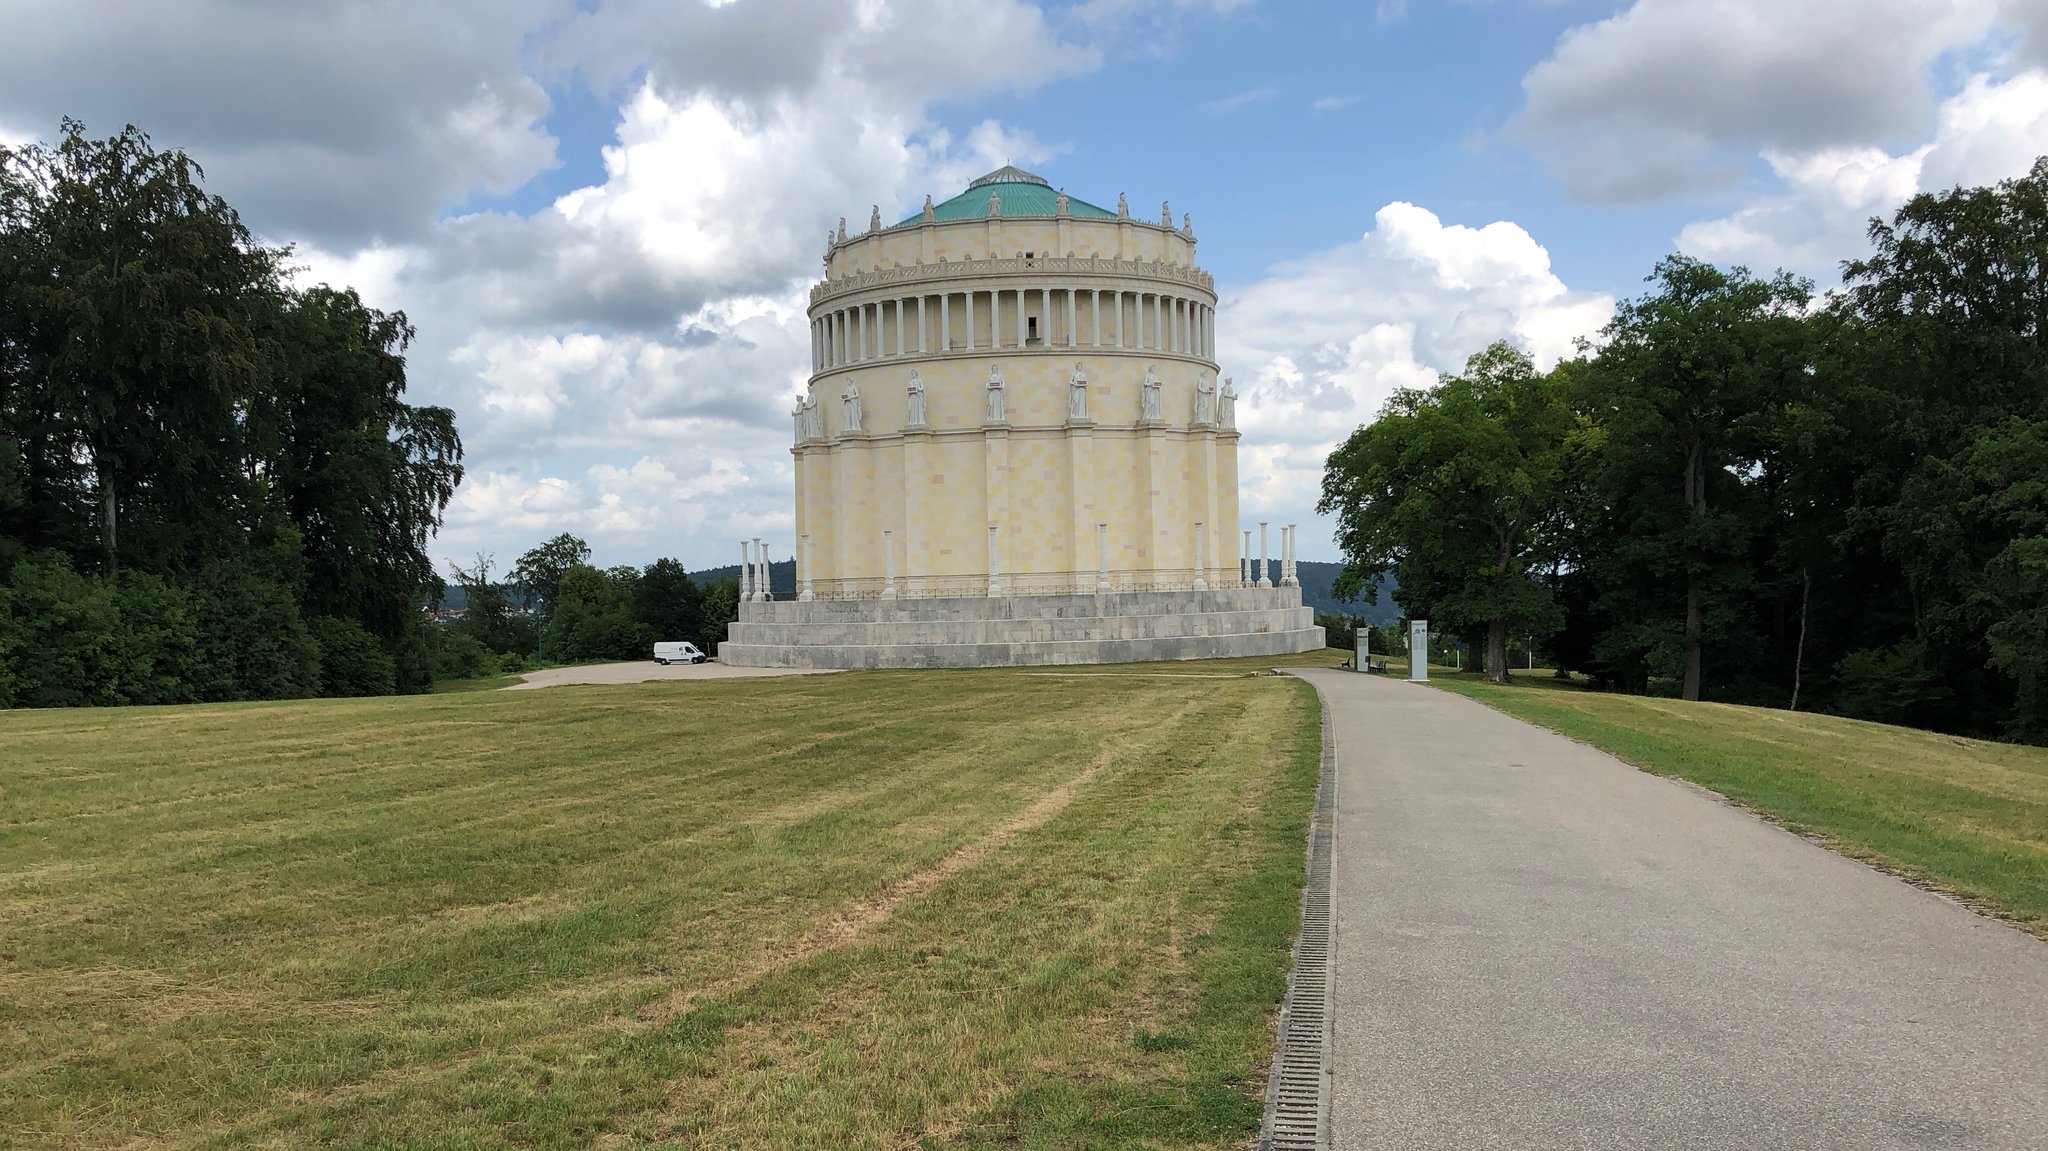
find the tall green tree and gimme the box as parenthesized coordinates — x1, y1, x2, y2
(1580, 256, 1812, 701)
(1320, 343, 1574, 682)
(634, 557, 703, 643)
(512, 533, 591, 624)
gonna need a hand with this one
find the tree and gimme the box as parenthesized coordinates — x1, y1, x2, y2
(2, 120, 276, 578)
(1581, 256, 1812, 700)
(512, 533, 590, 624)
(1320, 343, 1573, 682)
(634, 557, 702, 643)
(539, 562, 648, 663)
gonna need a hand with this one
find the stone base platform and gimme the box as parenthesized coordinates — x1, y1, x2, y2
(718, 587, 1324, 669)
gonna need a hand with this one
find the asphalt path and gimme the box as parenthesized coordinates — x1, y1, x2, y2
(1292, 668, 2048, 1150)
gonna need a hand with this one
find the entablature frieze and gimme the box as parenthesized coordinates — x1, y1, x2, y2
(805, 346, 1217, 385)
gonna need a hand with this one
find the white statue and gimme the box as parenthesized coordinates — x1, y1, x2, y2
(1219, 376, 1237, 429)
(792, 398, 806, 444)
(906, 369, 927, 426)
(1161, 200, 1172, 227)
(921, 193, 934, 222)
(1139, 366, 1162, 421)
(869, 204, 881, 232)
(1068, 362, 1089, 421)
(1182, 212, 1193, 235)
(987, 191, 1002, 217)
(985, 363, 1006, 423)
(1194, 374, 1215, 425)
(1056, 189, 1069, 216)
(1117, 192, 1129, 219)
(842, 382, 863, 433)
(836, 216, 847, 241)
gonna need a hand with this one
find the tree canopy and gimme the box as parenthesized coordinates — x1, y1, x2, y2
(1322, 158, 2048, 741)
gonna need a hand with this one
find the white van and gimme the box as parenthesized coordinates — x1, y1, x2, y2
(653, 641, 707, 665)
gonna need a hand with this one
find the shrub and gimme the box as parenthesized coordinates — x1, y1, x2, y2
(306, 616, 397, 697)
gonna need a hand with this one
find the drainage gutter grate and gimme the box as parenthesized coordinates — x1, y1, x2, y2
(1260, 679, 1336, 1150)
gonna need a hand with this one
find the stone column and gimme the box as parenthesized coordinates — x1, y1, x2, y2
(881, 528, 896, 599)
(941, 294, 952, 351)
(1242, 529, 1252, 587)
(1096, 522, 1111, 592)
(966, 291, 976, 350)
(1040, 285, 1052, 346)
(799, 534, 814, 601)
(740, 540, 753, 600)
(759, 542, 771, 601)
(1258, 522, 1271, 588)
(1066, 287, 1077, 347)
(987, 525, 1002, 597)
(1092, 289, 1102, 347)
(895, 298, 906, 357)
(918, 295, 928, 354)
(1156, 294, 1166, 351)
(753, 537, 766, 601)
(1114, 290, 1125, 348)
(1192, 521, 1207, 591)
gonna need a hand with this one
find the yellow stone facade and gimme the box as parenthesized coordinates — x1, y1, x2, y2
(793, 169, 1242, 597)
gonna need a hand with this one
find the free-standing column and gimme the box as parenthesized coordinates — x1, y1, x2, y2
(740, 540, 753, 600)
(1066, 288, 1077, 347)
(917, 296, 928, 353)
(895, 299, 905, 357)
(881, 529, 896, 599)
(1243, 529, 1252, 587)
(941, 294, 951, 351)
(1114, 290, 1125, 348)
(1156, 295, 1166, 351)
(966, 291, 976, 350)
(1193, 522, 1207, 591)
(1258, 522, 1271, 588)
(799, 534, 814, 601)
(753, 536, 766, 601)
(1041, 286, 1052, 345)
(1092, 289, 1102, 347)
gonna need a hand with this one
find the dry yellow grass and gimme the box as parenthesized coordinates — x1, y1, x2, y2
(0, 662, 1323, 1149)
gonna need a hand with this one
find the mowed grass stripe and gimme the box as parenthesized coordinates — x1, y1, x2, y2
(1434, 677, 2048, 937)
(0, 666, 1320, 1149)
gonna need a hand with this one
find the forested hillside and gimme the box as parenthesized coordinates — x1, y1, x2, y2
(1322, 159, 2048, 742)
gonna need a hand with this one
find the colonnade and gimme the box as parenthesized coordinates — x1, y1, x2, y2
(810, 286, 1216, 373)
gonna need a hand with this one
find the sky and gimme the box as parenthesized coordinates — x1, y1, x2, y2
(4, 0, 2047, 571)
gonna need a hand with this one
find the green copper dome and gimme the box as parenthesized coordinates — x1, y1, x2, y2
(898, 166, 1117, 226)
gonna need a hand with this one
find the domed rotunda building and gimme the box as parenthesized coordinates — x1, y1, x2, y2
(719, 167, 1321, 667)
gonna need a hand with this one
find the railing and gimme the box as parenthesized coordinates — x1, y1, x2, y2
(811, 254, 1215, 306)
(781, 568, 1271, 602)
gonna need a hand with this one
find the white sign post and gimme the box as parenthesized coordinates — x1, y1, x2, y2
(1409, 620, 1429, 682)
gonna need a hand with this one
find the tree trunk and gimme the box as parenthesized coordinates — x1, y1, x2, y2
(97, 450, 118, 579)
(1487, 618, 1509, 684)
(1681, 434, 1705, 702)
(1790, 566, 1811, 711)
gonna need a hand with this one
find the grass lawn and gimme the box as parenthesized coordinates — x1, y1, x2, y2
(0, 660, 1326, 1149)
(1429, 671, 2048, 938)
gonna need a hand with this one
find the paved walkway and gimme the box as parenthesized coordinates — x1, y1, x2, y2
(1292, 668, 2048, 1150)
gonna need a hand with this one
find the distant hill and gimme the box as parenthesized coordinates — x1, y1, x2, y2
(1295, 560, 1399, 624)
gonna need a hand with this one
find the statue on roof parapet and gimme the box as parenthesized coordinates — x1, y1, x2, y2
(869, 204, 881, 233)
(1161, 200, 1171, 226)
(836, 216, 847, 241)
(1117, 192, 1129, 219)
(1183, 212, 1193, 236)
(987, 190, 1002, 217)
(1056, 189, 1069, 216)
(922, 194, 934, 222)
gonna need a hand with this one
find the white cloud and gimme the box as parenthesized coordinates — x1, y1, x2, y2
(1219, 203, 1613, 556)
(1679, 70, 2048, 274)
(1311, 94, 1360, 113)
(1205, 85, 1278, 113)
(1515, 0, 2003, 201)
